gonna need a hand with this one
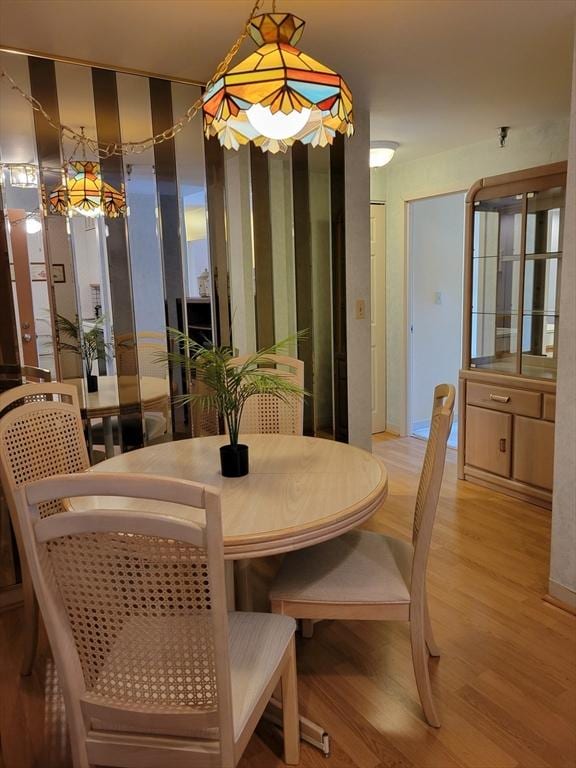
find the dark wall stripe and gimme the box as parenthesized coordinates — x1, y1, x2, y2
(250, 146, 275, 349)
(92, 67, 144, 450)
(330, 134, 349, 443)
(204, 135, 231, 347)
(149, 78, 188, 436)
(291, 143, 315, 436)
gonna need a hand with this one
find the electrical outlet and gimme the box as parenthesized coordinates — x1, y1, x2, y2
(355, 298, 366, 320)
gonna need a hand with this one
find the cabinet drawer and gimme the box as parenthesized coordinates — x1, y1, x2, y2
(466, 382, 541, 418)
(543, 394, 555, 422)
(513, 417, 554, 490)
(465, 405, 512, 478)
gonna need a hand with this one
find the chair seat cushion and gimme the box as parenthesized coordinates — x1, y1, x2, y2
(229, 611, 295, 737)
(270, 530, 413, 605)
(88, 611, 296, 742)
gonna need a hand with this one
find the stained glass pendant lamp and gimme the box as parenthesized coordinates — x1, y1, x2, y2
(49, 160, 127, 218)
(203, 11, 354, 153)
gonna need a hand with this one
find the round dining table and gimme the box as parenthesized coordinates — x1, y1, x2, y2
(73, 433, 388, 756)
(82, 433, 388, 559)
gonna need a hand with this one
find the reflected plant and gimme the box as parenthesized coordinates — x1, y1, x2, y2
(158, 329, 308, 446)
(55, 314, 113, 378)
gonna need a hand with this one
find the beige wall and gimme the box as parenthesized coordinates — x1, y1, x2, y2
(371, 119, 570, 434)
(550, 43, 576, 609)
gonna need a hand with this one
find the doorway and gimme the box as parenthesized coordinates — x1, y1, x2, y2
(371, 203, 386, 434)
(408, 192, 465, 448)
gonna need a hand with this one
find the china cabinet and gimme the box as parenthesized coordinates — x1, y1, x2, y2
(458, 162, 567, 508)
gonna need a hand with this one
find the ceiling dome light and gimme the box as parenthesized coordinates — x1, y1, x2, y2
(370, 141, 399, 168)
(203, 12, 353, 154)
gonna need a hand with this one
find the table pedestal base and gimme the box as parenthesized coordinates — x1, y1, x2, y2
(263, 697, 330, 757)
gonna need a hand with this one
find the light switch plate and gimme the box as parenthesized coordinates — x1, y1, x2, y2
(355, 298, 366, 319)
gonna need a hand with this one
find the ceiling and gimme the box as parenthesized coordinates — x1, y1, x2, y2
(0, 0, 574, 162)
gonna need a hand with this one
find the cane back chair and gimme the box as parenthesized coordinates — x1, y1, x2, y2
(0, 382, 89, 674)
(229, 354, 304, 437)
(14, 472, 300, 768)
(270, 383, 456, 727)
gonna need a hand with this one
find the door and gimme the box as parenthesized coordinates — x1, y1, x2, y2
(513, 416, 554, 490)
(8, 209, 39, 367)
(465, 405, 512, 477)
(371, 203, 386, 433)
(408, 192, 465, 446)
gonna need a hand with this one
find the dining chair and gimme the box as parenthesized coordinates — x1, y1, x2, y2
(269, 383, 456, 728)
(0, 382, 89, 675)
(14, 471, 300, 768)
(229, 354, 304, 436)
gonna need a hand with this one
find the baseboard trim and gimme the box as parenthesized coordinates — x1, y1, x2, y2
(545, 580, 576, 615)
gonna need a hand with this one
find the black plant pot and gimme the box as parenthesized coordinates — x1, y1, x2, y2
(86, 374, 98, 393)
(220, 443, 249, 478)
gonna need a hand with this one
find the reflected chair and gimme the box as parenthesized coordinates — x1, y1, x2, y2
(229, 354, 304, 436)
(0, 382, 89, 674)
(14, 472, 300, 768)
(270, 383, 456, 727)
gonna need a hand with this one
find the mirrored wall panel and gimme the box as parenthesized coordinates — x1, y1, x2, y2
(0, 50, 211, 455)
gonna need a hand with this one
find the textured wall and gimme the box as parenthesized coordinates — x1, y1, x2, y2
(371, 119, 570, 434)
(550, 45, 576, 607)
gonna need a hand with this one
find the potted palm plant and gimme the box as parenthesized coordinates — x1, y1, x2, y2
(163, 329, 307, 477)
(55, 314, 112, 392)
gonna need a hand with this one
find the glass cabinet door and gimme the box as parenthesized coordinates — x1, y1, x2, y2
(521, 187, 564, 379)
(469, 185, 564, 380)
(470, 194, 522, 374)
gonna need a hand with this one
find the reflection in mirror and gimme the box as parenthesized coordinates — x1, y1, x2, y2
(2, 171, 56, 377)
(117, 72, 172, 445)
(309, 146, 333, 436)
(225, 146, 256, 355)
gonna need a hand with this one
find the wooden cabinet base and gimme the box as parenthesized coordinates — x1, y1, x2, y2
(463, 466, 552, 510)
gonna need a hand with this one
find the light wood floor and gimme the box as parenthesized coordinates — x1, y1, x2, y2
(1, 435, 575, 768)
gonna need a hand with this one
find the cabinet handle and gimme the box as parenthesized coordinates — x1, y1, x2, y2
(499, 438, 507, 453)
(490, 394, 510, 403)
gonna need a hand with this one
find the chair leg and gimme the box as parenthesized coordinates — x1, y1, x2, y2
(281, 637, 300, 765)
(301, 619, 314, 638)
(410, 615, 441, 727)
(424, 597, 440, 657)
(20, 571, 39, 676)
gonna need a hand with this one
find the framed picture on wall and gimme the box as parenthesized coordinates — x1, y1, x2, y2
(30, 263, 48, 281)
(51, 263, 66, 283)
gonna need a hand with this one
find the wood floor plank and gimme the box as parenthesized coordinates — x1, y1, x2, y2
(0, 435, 574, 768)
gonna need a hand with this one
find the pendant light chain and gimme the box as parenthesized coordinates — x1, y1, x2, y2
(0, 0, 264, 159)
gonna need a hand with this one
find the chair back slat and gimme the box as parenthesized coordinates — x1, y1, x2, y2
(14, 473, 234, 758)
(229, 354, 304, 436)
(411, 384, 455, 594)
